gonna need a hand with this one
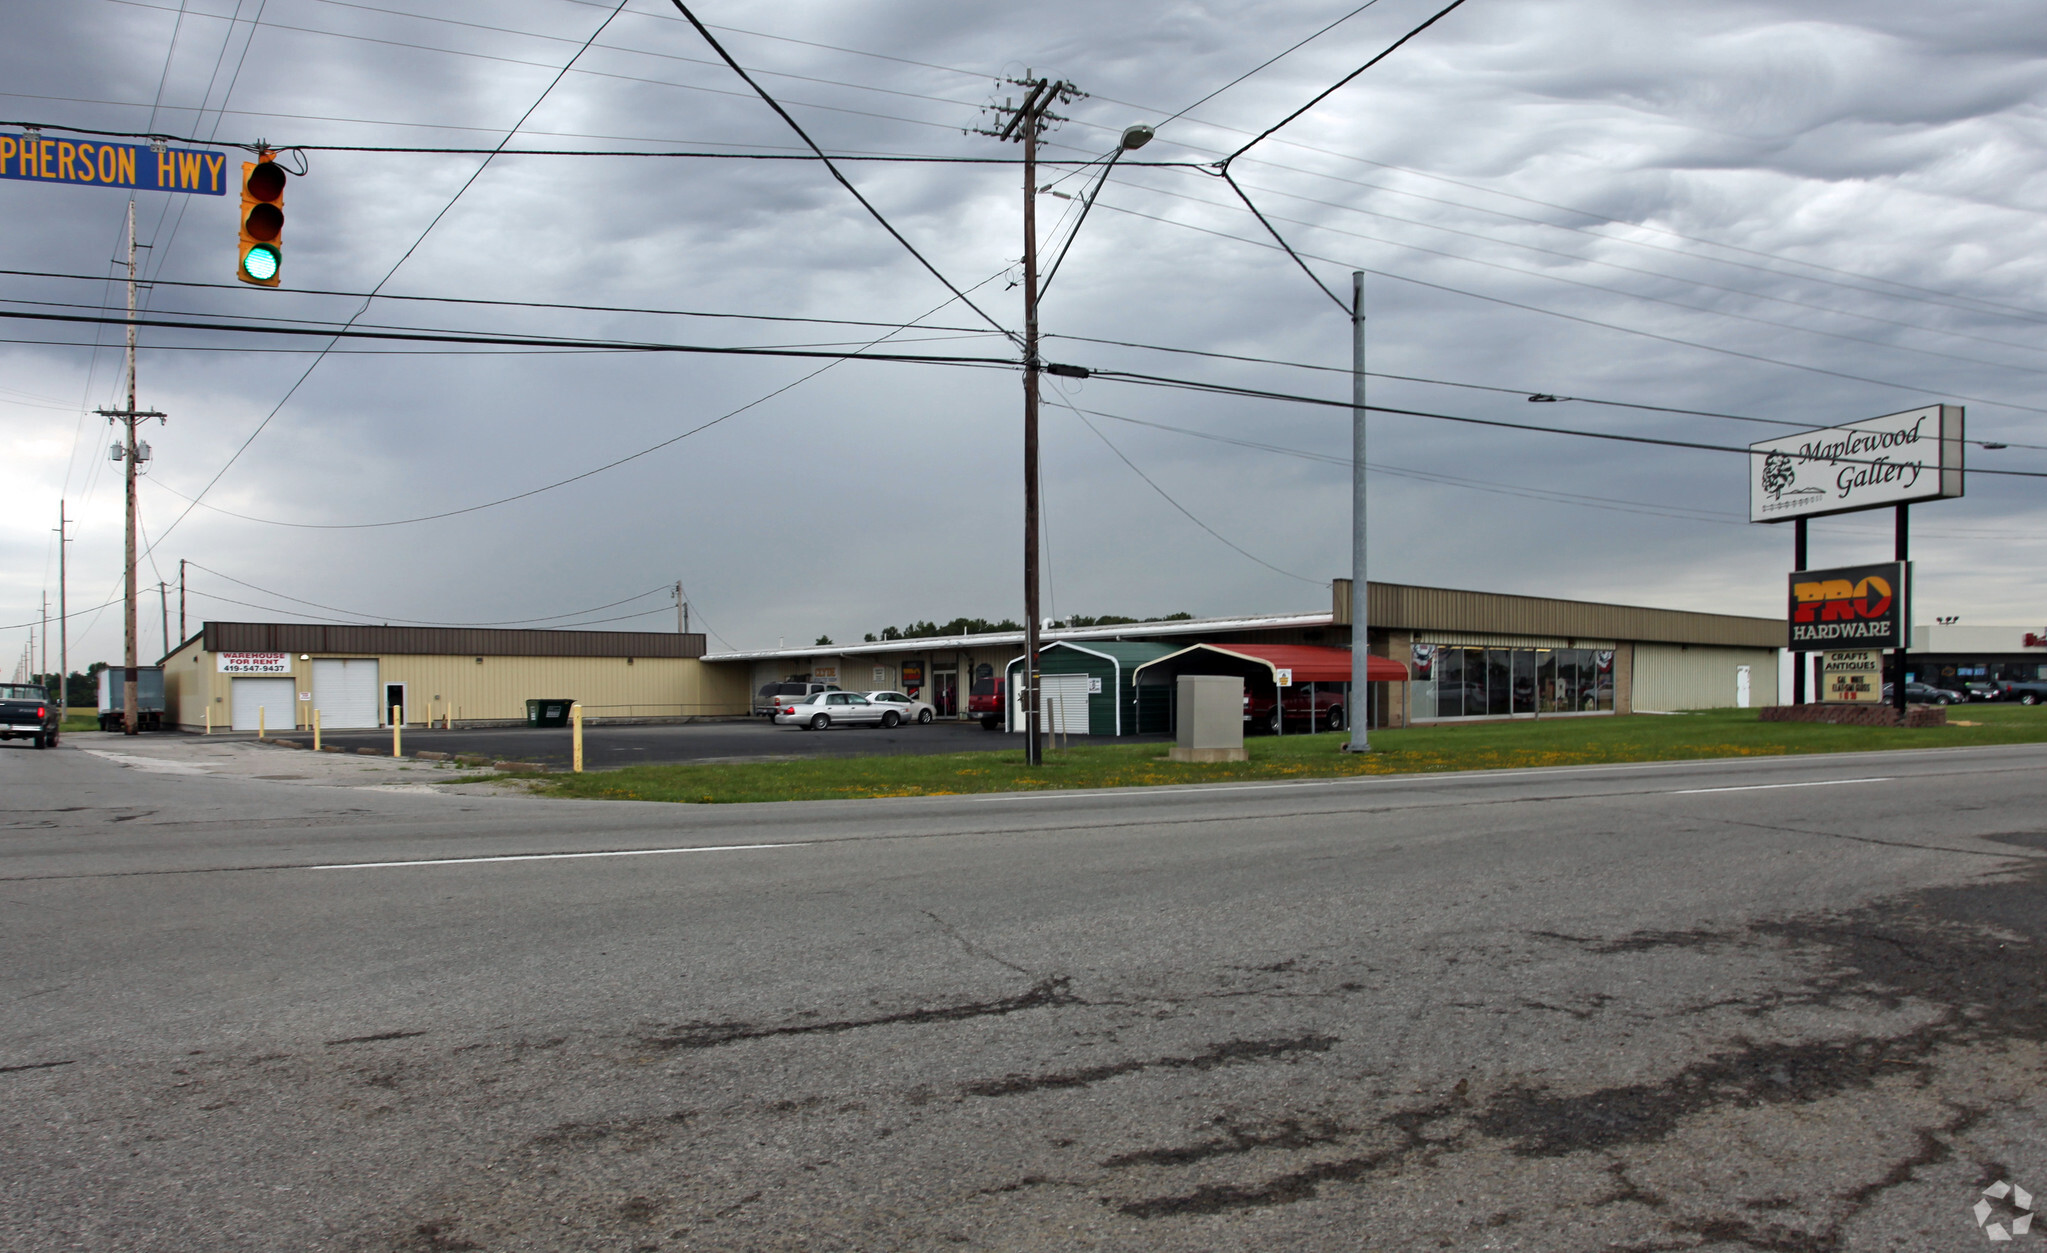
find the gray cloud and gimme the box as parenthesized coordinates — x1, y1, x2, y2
(5, 0, 2045, 669)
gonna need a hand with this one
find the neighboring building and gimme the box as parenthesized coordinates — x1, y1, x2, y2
(1903, 624, 2047, 691)
(162, 622, 739, 732)
(719, 580, 1785, 728)
(164, 579, 1784, 734)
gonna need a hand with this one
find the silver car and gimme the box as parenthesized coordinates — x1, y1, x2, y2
(864, 690, 936, 725)
(776, 690, 887, 730)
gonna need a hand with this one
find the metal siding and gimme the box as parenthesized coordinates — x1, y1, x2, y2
(203, 621, 707, 659)
(1337, 582, 1783, 649)
(1631, 644, 1781, 711)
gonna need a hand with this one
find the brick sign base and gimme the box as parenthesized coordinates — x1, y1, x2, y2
(1758, 704, 1947, 728)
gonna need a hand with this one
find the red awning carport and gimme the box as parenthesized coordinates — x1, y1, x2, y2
(1131, 643, 1407, 687)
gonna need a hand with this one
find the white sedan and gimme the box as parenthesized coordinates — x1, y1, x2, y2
(864, 690, 936, 725)
(775, 690, 890, 730)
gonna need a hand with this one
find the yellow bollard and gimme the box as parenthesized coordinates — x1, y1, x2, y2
(313, 708, 322, 752)
(204, 706, 211, 735)
(571, 702, 584, 773)
(392, 705, 401, 758)
(259, 705, 265, 739)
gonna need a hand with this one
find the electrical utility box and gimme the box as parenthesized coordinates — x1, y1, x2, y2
(1169, 673, 1247, 763)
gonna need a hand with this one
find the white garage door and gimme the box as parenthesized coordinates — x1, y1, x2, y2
(311, 658, 380, 728)
(1040, 674, 1090, 734)
(231, 677, 297, 733)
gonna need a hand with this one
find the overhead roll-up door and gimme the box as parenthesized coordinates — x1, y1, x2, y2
(1039, 673, 1090, 734)
(230, 677, 297, 732)
(311, 658, 380, 728)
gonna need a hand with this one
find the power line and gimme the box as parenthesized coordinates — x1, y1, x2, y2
(1138, 173, 2047, 379)
(1157, 0, 1386, 127)
(1081, 197, 2047, 418)
(0, 267, 996, 336)
(0, 308, 1018, 367)
(186, 562, 673, 626)
(145, 0, 640, 557)
(1083, 368, 2047, 479)
(1168, 170, 2047, 361)
(660, 0, 1017, 346)
(1045, 390, 1326, 586)
(136, 270, 1012, 530)
(1220, 0, 1471, 166)
(186, 585, 678, 631)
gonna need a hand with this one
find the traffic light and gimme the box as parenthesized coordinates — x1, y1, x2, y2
(236, 154, 285, 286)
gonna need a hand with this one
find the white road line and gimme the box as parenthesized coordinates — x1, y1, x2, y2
(1670, 777, 1892, 795)
(969, 778, 1370, 802)
(308, 842, 807, 871)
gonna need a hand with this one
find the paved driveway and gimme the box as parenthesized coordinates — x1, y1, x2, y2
(258, 717, 1158, 768)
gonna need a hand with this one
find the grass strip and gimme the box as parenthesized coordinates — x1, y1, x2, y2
(520, 706, 2047, 805)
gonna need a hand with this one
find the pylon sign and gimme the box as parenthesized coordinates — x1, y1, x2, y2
(0, 133, 227, 194)
(1749, 405, 1964, 523)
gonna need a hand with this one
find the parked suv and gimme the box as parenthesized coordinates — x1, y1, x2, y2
(969, 676, 1005, 730)
(755, 680, 841, 718)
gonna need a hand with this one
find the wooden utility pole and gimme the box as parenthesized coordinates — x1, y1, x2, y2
(94, 200, 164, 735)
(981, 75, 1080, 767)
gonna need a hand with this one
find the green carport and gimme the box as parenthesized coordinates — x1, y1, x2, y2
(1004, 640, 1177, 736)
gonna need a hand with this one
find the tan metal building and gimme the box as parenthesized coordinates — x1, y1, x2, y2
(163, 622, 747, 732)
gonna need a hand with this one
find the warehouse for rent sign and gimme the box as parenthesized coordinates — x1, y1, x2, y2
(218, 652, 290, 674)
(1789, 562, 1909, 652)
(1750, 405, 1964, 522)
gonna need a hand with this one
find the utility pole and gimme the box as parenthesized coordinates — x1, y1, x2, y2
(1346, 272, 1371, 752)
(178, 557, 186, 643)
(158, 581, 169, 663)
(674, 581, 689, 635)
(93, 200, 164, 736)
(981, 74, 1080, 767)
(56, 501, 68, 719)
(40, 592, 48, 691)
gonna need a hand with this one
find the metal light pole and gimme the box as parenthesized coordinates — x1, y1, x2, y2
(1346, 272, 1371, 752)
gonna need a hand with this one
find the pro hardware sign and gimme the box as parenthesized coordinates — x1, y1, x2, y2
(0, 133, 229, 195)
(1749, 405, 1964, 523)
(1788, 561, 1909, 652)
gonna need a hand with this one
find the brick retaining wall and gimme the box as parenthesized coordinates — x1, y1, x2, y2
(1758, 704, 1947, 728)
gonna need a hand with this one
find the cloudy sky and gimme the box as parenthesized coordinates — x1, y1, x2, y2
(5, 0, 2046, 669)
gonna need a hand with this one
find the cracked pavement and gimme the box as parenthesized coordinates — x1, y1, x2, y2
(3, 737, 2044, 1250)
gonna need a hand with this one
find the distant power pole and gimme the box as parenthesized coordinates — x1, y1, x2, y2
(158, 581, 169, 664)
(56, 500, 69, 718)
(979, 73, 1082, 768)
(674, 581, 690, 634)
(178, 557, 186, 644)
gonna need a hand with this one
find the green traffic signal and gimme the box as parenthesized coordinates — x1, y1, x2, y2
(240, 243, 281, 283)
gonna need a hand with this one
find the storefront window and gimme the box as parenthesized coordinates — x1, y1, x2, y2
(1414, 644, 1618, 719)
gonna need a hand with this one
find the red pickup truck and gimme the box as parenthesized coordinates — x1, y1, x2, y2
(969, 676, 1005, 730)
(1244, 684, 1346, 733)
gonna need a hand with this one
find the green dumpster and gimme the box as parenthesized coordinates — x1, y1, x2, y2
(525, 699, 573, 728)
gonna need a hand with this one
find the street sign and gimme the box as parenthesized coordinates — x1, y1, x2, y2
(1788, 561, 1909, 652)
(1749, 405, 1963, 523)
(1, 133, 228, 195)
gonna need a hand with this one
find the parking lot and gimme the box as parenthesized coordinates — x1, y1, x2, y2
(259, 717, 1140, 769)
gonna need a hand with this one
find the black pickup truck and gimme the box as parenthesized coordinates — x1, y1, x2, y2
(0, 682, 59, 749)
(2000, 679, 2047, 706)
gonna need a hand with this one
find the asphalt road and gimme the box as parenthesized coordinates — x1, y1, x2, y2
(260, 717, 1115, 768)
(4, 739, 2044, 1251)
